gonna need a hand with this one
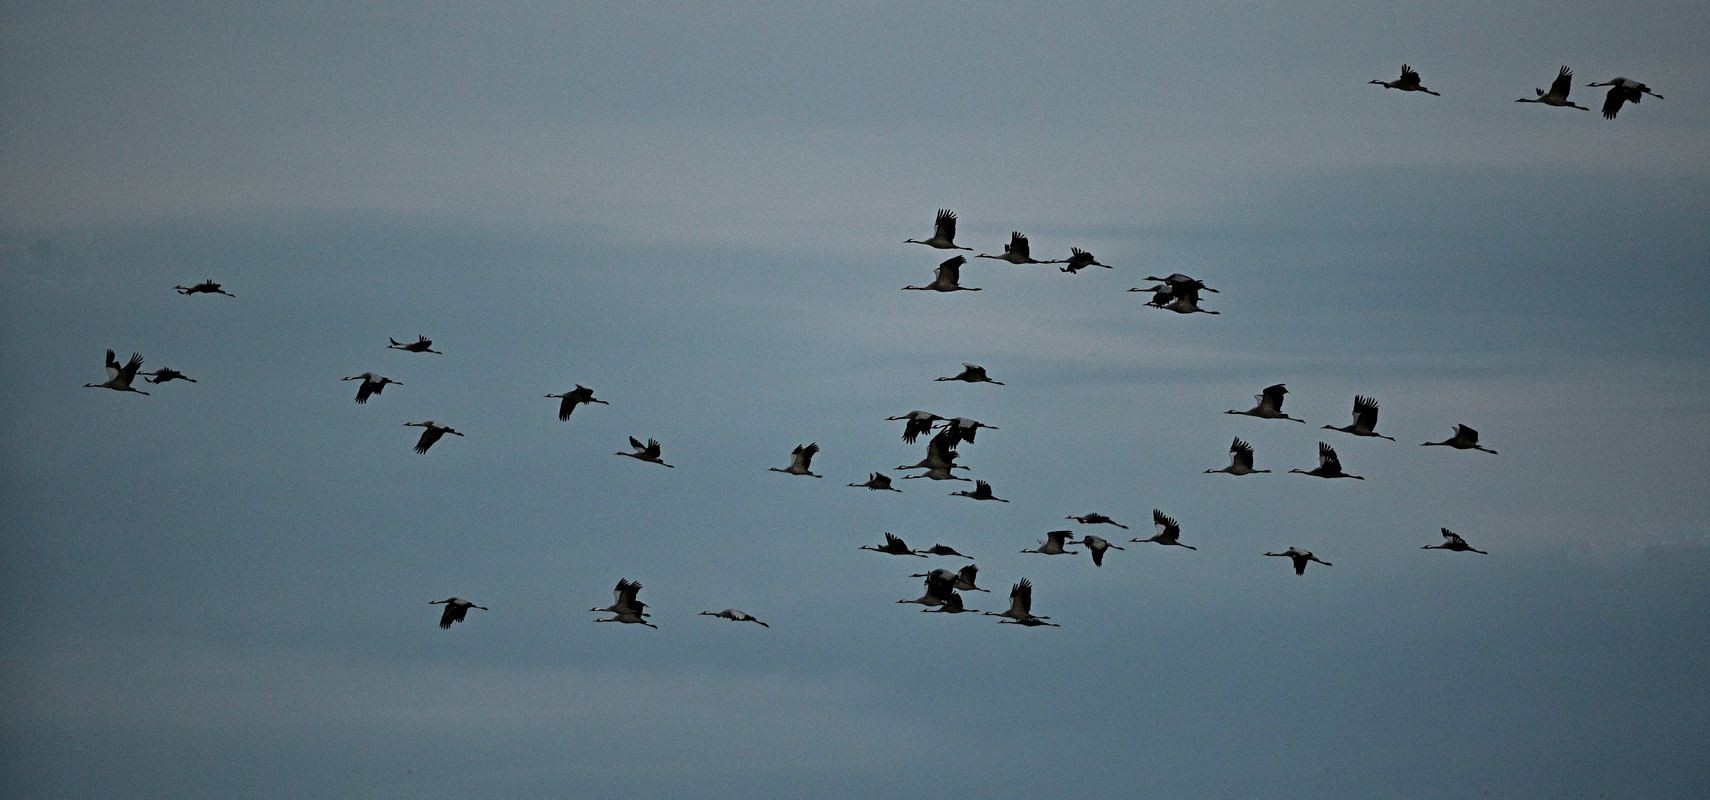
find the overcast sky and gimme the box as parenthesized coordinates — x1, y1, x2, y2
(3, 3, 1708, 798)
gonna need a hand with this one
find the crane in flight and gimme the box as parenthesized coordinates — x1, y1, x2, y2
(1422, 528, 1489, 554)
(1264, 547, 1332, 575)
(768, 443, 823, 478)
(545, 385, 609, 421)
(1226, 384, 1304, 423)
(1586, 76, 1663, 119)
(904, 209, 972, 250)
(1290, 442, 1365, 480)
(903, 255, 981, 292)
(1131, 510, 1198, 550)
(700, 609, 770, 627)
(1517, 66, 1590, 111)
(1324, 395, 1395, 440)
(404, 421, 463, 454)
(84, 350, 150, 395)
(1421, 424, 1498, 454)
(1369, 64, 1440, 95)
(175, 279, 234, 297)
(976, 231, 1051, 265)
(983, 578, 1058, 626)
(615, 437, 674, 468)
(342, 372, 399, 404)
(428, 597, 487, 629)
(1206, 437, 1269, 476)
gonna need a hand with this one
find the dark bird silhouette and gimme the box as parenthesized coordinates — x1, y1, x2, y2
(1586, 77, 1663, 120)
(175, 279, 234, 297)
(1206, 437, 1269, 475)
(769, 443, 823, 478)
(920, 591, 979, 614)
(1141, 272, 1218, 295)
(142, 367, 197, 385)
(1051, 247, 1112, 273)
(593, 579, 656, 628)
(1517, 66, 1589, 110)
(1290, 442, 1365, 480)
(342, 372, 399, 404)
(849, 471, 903, 492)
(910, 564, 989, 593)
(935, 417, 998, 446)
(84, 350, 149, 395)
(902, 430, 971, 475)
(615, 436, 674, 467)
(904, 255, 981, 292)
(951, 479, 1008, 502)
(976, 231, 1050, 265)
(1226, 383, 1304, 423)
(701, 609, 769, 627)
(1324, 395, 1395, 440)
(984, 578, 1057, 626)
(545, 385, 608, 421)
(1423, 528, 1488, 554)
(590, 578, 651, 617)
(912, 543, 973, 559)
(860, 532, 927, 557)
(1370, 63, 1440, 95)
(1264, 547, 1332, 575)
(387, 335, 442, 354)
(429, 597, 487, 629)
(1422, 424, 1498, 454)
(1147, 282, 1220, 315)
(1066, 512, 1128, 530)
(404, 421, 463, 454)
(936, 363, 1004, 385)
(904, 209, 972, 250)
(1022, 530, 1080, 556)
(886, 410, 945, 445)
(1132, 509, 1198, 550)
(1067, 534, 1124, 566)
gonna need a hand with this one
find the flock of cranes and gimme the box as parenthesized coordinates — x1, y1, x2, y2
(85, 59, 1659, 633)
(1371, 63, 1663, 120)
(87, 220, 1506, 630)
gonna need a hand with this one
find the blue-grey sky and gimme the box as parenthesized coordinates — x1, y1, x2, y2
(3, 3, 1708, 798)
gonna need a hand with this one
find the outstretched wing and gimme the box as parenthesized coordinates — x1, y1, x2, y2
(1010, 578, 1033, 615)
(1262, 383, 1289, 412)
(643, 438, 662, 459)
(1010, 231, 1030, 260)
(1455, 424, 1480, 444)
(1399, 64, 1422, 87)
(1549, 65, 1574, 98)
(1231, 437, 1256, 469)
(1353, 395, 1381, 430)
(629, 435, 646, 452)
(934, 208, 957, 241)
(794, 442, 819, 469)
(415, 427, 444, 454)
(1153, 509, 1180, 539)
(1600, 85, 1626, 119)
(356, 380, 376, 404)
(1441, 528, 1468, 547)
(120, 352, 145, 382)
(1319, 442, 1342, 472)
(937, 255, 965, 284)
(884, 531, 907, 550)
